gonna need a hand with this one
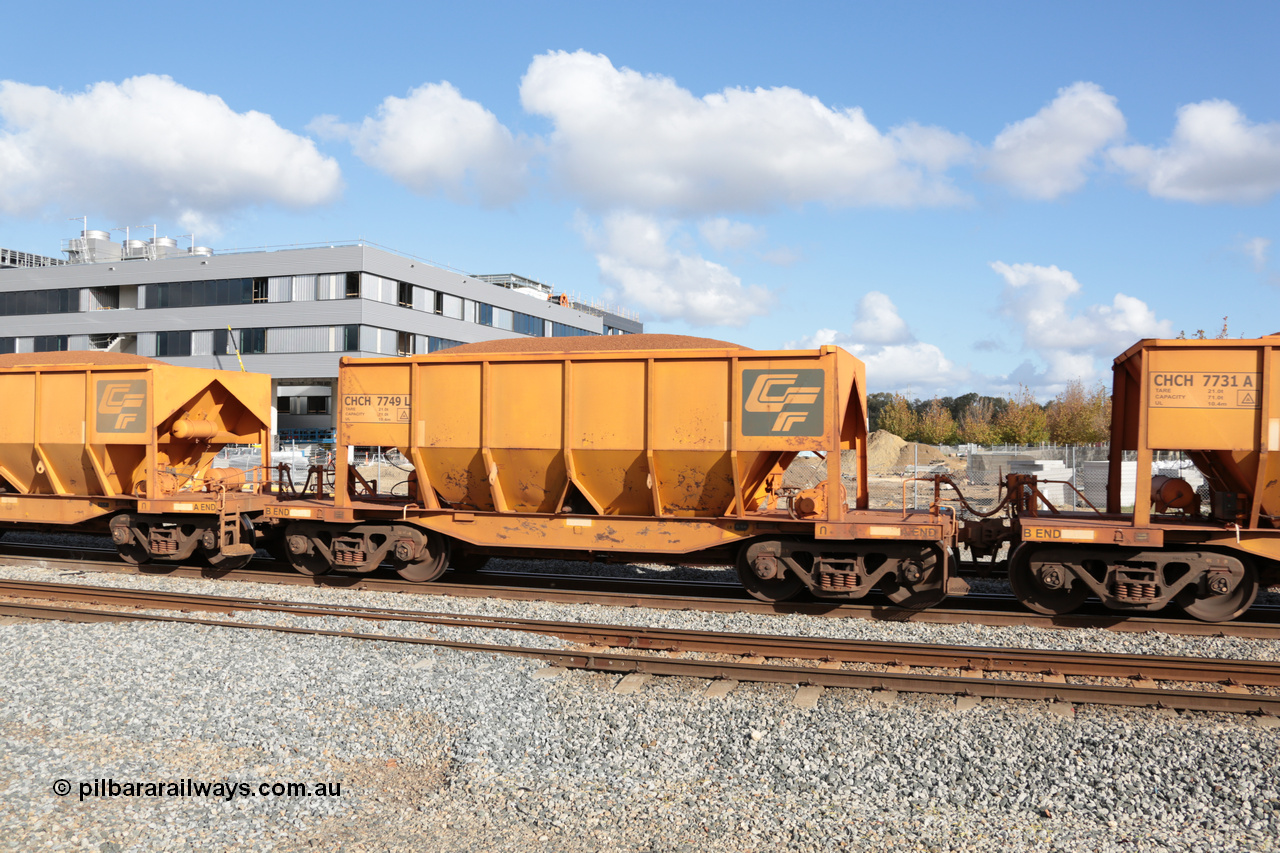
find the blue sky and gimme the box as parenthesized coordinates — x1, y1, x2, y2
(2, 1, 1277, 397)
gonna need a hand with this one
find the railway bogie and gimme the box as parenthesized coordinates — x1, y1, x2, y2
(6, 334, 1280, 624)
(283, 521, 450, 582)
(737, 537, 950, 607)
(0, 352, 273, 569)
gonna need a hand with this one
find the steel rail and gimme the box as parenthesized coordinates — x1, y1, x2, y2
(4, 578, 1280, 689)
(1, 597, 1277, 716)
(3, 542, 1280, 639)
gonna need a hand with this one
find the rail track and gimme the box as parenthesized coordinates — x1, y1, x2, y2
(3, 577, 1280, 716)
(3, 541, 1280, 639)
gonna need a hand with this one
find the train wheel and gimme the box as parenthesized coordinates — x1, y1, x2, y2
(881, 546, 947, 610)
(393, 531, 449, 582)
(1177, 562, 1258, 623)
(206, 518, 256, 571)
(110, 517, 150, 565)
(736, 541, 804, 602)
(289, 549, 333, 577)
(116, 540, 151, 566)
(285, 530, 332, 576)
(207, 551, 254, 571)
(1008, 545, 1088, 615)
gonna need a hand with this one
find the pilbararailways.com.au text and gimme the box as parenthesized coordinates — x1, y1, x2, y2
(53, 778, 343, 802)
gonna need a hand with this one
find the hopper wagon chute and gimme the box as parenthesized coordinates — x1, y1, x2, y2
(1004, 335, 1280, 622)
(0, 352, 273, 568)
(276, 335, 961, 605)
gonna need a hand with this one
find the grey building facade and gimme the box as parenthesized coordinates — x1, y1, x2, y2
(0, 233, 642, 436)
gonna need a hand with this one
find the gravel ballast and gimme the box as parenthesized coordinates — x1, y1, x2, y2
(2, 562, 1280, 851)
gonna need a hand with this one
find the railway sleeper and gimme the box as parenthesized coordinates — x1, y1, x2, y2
(1010, 544, 1257, 622)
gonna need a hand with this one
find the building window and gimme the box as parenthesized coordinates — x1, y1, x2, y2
(512, 311, 544, 337)
(142, 279, 253, 309)
(427, 336, 462, 353)
(155, 331, 192, 357)
(306, 396, 329, 415)
(398, 282, 414, 308)
(0, 288, 79, 317)
(33, 335, 68, 352)
(0, 338, 15, 354)
(552, 322, 590, 337)
(252, 278, 268, 304)
(477, 303, 493, 326)
(397, 331, 414, 356)
(345, 272, 360, 298)
(240, 328, 267, 354)
(341, 325, 359, 352)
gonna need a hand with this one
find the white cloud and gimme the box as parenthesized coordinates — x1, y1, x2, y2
(849, 291, 912, 345)
(316, 82, 528, 207)
(583, 212, 773, 327)
(698, 218, 762, 251)
(520, 50, 972, 213)
(1239, 236, 1271, 272)
(1109, 99, 1280, 203)
(986, 82, 1126, 199)
(792, 292, 969, 393)
(992, 261, 1172, 383)
(0, 75, 341, 227)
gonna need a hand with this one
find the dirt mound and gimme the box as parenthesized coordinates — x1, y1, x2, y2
(0, 351, 161, 368)
(440, 333, 748, 355)
(893, 442, 949, 471)
(867, 430, 908, 473)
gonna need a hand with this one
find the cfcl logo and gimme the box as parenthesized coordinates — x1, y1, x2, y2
(741, 369, 825, 436)
(96, 380, 148, 433)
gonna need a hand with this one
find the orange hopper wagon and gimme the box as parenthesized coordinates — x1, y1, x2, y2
(275, 335, 961, 605)
(0, 352, 273, 568)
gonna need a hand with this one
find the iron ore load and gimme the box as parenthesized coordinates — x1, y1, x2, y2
(273, 335, 965, 607)
(0, 352, 273, 569)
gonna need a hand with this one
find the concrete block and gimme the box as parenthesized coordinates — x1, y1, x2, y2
(704, 679, 738, 698)
(792, 685, 824, 709)
(613, 673, 651, 695)
(955, 696, 982, 711)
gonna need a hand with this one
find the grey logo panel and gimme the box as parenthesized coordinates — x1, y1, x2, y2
(742, 369, 825, 436)
(96, 380, 148, 434)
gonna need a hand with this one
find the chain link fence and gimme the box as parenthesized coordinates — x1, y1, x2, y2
(846, 444, 1202, 518)
(214, 440, 1202, 516)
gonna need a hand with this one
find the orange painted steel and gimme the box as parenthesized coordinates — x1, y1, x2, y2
(1107, 336, 1280, 561)
(314, 339, 971, 574)
(336, 343, 867, 520)
(0, 357, 272, 527)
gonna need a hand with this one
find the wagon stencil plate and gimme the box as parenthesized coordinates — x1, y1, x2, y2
(95, 379, 147, 434)
(741, 369, 825, 436)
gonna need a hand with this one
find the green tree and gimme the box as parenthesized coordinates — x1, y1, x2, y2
(875, 393, 919, 440)
(915, 398, 958, 445)
(867, 392, 896, 433)
(958, 398, 999, 445)
(994, 385, 1049, 444)
(1047, 380, 1112, 444)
